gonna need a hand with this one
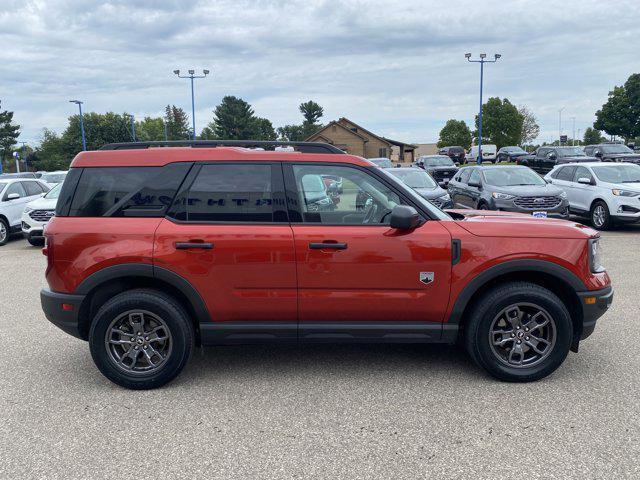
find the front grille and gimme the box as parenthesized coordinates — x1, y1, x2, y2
(29, 209, 55, 222)
(513, 196, 562, 210)
(432, 170, 456, 180)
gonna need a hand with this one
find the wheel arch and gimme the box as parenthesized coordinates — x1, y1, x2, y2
(589, 197, 609, 212)
(75, 264, 210, 343)
(448, 260, 586, 342)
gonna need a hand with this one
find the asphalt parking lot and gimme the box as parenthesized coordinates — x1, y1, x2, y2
(1, 223, 639, 479)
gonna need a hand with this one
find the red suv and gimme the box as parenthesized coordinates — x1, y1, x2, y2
(41, 141, 613, 389)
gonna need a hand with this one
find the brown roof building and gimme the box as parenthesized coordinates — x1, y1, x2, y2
(306, 117, 417, 163)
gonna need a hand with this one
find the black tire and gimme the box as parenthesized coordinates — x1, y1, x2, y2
(478, 202, 489, 210)
(590, 200, 611, 230)
(464, 282, 572, 382)
(28, 236, 44, 247)
(0, 218, 9, 246)
(89, 289, 194, 389)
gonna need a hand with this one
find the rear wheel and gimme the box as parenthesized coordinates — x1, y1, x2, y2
(591, 200, 611, 230)
(28, 236, 44, 247)
(89, 289, 194, 389)
(0, 218, 8, 246)
(465, 282, 572, 382)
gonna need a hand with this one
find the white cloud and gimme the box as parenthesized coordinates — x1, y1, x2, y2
(1, 0, 638, 145)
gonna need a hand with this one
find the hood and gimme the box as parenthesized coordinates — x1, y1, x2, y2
(447, 209, 596, 239)
(26, 196, 57, 210)
(415, 186, 447, 199)
(490, 183, 564, 197)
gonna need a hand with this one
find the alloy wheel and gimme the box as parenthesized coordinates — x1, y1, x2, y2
(104, 310, 172, 375)
(593, 205, 606, 228)
(0, 222, 6, 243)
(488, 303, 556, 368)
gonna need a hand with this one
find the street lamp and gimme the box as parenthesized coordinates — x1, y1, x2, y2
(69, 100, 87, 151)
(558, 107, 565, 145)
(466, 53, 501, 164)
(174, 69, 210, 140)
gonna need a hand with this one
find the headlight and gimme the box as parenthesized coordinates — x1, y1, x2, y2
(438, 194, 451, 202)
(612, 189, 640, 197)
(491, 192, 515, 199)
(559, 191, 567, 199)
(23, 206, 33, 214)
(589, 238, 605, 273)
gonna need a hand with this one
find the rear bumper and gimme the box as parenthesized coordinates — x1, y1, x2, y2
(40, 289, 86, 340)
(577, 285, 613, 340)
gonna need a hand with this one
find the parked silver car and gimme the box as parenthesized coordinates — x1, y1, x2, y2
(0, 178, 50, 245)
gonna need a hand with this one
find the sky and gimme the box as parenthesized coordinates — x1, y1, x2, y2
(1, 0, 639, 147)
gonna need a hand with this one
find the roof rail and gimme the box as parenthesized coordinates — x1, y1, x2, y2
(99, 140, 346, 154)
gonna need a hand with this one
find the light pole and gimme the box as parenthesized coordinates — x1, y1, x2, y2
(19, 141, 28, 171)
(466, 53, 501, 164)
(577, 128, 582, 146)
(174, 69, 210, 140)
(571, 117, 576, 146)
(69, 100, 87, 151)
(558, 107, 564, 145)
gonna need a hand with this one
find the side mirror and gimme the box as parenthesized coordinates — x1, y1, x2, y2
(389, 205, 421, 230)
(549, 153, 557, 160)
(468, 180, 482, 188)
(577, 177, 593, 185)
(6, 193, 20, 200)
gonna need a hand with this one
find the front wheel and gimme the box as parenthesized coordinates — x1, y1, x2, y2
(465, 282, 572, 382)
(0, 218, 9, 246)
(591, 200, 611, 230)
(89, 289, 194, 389)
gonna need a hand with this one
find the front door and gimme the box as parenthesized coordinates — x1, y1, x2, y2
(285, 163, 452, 326)
(2, 182, 30, 227)
(154, 163, 297, 325)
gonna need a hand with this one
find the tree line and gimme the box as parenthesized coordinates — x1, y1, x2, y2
(437, 72, 640, 151)
(0, 98, 325, 172)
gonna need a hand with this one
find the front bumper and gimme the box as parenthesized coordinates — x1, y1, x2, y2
(40, 289, 86, 340)
(21, 212, 50, 236)
(577, 285, 613, 340)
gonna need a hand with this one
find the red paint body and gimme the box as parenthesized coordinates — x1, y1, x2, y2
(44, 148, 610, 327)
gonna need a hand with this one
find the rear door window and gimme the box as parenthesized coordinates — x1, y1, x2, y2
(183, 164, 276, 222)
(459, 169, 472, 184)
(22, 181, 44, 196)
(556, 165, 577, 181)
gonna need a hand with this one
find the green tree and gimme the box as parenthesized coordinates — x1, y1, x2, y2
(594, 74, 640, 141)
(29, 129, 69, 171)
(202, 96, 276, 140)
(163, 105, 191, 140)
(0, 100, 20, 169)
(437, 119, 472, 149)
(583, 127, 606, 145)
(60, 111, 132, 155)
(277, 100, 324, 141)
(518, 106, 539, 145)
(474, 97, 524, 149)
(135, 116, 165, 141)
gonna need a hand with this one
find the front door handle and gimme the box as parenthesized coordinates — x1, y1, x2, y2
(175, 242, 214, 250)
(309, 241, 347, 250)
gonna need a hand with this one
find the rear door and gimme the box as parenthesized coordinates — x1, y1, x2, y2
(550, 165, 578, 210)
(570, 166, 596, 212)
(154, 162, 297, 325)
(285, 163, 452, 325)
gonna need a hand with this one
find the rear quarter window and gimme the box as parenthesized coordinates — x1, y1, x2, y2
(64, 163, 191, 217)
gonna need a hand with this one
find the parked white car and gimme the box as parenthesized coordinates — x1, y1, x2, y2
(0, 178, 50, 245)
(39, 171, 68, 187)
(466, 144, 497, 164)
(545, 162, 640, 230)
(22, 183, 61, 246)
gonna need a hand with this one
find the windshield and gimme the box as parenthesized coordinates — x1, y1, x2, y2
(387, 169, 438, 189)
(44, 183, 62, 199)
(41, 173, 67, 183)
(601, 145, 633, 154)
(557, 147, 586, 157)
(592, 164, 640, 184)
(370, 158, 393, 168)
(504, 147, 527, 153)
(421, 156, 454, 167)
(483, 168, 546, 186)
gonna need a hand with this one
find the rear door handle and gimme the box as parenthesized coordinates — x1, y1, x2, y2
(309, 241, 347, 250)
(175, 242, 214, 250)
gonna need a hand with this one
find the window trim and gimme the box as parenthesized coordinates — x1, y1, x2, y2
(165, 161, 289, 225)
(282, 162, 436, 226)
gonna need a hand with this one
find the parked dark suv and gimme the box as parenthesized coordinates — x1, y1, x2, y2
(413, 155, 459, 186)
(448, 165, 570, 218)
(584, 144, 640, 164)
(438, 146, 466, 164)
(496, 146, 529, 163)
(522, 146, 599, 175)
(41, 140, 612, 389)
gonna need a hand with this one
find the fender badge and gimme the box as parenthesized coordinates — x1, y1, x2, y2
(419, 272, 434, 285)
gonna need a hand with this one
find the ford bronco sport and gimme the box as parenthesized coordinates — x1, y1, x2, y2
(41, 141, 613, 389)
